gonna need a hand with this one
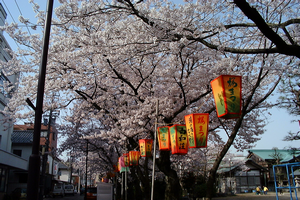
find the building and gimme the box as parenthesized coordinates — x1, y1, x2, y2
(7, 122, 59, 196)
(0, 3, 21, 200)
(217, 158, 267, 194)
(235, 159, 268, 193)
(247, 149, 300, 190)
(216, 149, 300, 195)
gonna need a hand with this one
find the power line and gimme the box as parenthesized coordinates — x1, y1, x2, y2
(1, 0, 32, 64)
(14, 0, 32, 35)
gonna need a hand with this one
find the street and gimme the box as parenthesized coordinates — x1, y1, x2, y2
(43, 192, 298, 200)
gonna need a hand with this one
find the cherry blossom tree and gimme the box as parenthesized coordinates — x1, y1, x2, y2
(1, 0, 299, 199)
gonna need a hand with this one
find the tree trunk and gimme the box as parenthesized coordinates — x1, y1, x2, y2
(130, 167, 145, 200)
(165, 170, 182, 200)
(156, 151, 182, 200)
(205, 66, 278, 199)
(205, 116, 244, 200)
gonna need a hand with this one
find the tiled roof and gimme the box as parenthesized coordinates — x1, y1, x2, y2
(11, 130, 34, 144)
(248, 149, 300, 163)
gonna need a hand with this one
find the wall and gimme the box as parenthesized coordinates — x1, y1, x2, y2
(59, 170, 70, 182)
(11, 145, 32, 161)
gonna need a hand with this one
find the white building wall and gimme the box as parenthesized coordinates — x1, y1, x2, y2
(60, 170, 70, 182)
(0, 2, 18, 153)
(11, 145, 32, 160)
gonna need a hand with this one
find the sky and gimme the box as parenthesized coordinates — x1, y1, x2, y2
(1, 0, 299, 154)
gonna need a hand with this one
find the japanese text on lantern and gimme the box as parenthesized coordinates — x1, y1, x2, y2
(211, 75, 241, 119)
(146, 142, 151, 155)
(227, 77, 238, 110)
(186, 116, 195, 147)
(196, 115, 205, 146)
(184, 113, 209, 148)
(123, 153, 129, 167)
(177, 126, 186, 150)
(140, 144, 145, 155)
(157, 126, 171, 151)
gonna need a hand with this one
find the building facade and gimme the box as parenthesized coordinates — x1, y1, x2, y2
(0, 3, 22, 200)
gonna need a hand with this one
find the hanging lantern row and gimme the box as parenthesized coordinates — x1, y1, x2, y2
(114, 75, 241, 168)
(156, 113, 209, 155)
(210, 75, 242, 119)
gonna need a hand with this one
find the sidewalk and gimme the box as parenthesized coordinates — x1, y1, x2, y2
(212, 192, 298, 200)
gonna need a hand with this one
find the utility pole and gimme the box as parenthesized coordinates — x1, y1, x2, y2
(70, 148, 73, 184)
(85, 140, 88, 199)
(27, 1, 53, 199)
(151, 100, 159, 200)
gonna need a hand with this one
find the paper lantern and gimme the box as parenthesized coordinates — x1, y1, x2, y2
(157, 126, 171, 151)
(139, 139, 153, 157)
(169, 124, 188, 155)
(184, 113, 209, 148)
(211, 75, 242, 119)
(129, 151, 140, 166)
(118, 156, 129, 172)
(123, 153, 129, 167)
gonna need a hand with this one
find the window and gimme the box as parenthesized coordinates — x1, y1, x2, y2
(13, 149, 22, 157)
(0, 72, 12, 98)
(0, 167, 7, 192)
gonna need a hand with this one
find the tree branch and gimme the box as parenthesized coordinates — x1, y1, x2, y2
(233, 0, 300, 58)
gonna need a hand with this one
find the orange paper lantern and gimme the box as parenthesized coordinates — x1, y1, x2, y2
(169, 124, 188, 155)
(211, 75, 242, 119)
(157, 126, 171, 151)
(123, 153, 129, 167)
(184, 113, 209, 148)
(139, 139, 153, 157)
(129, 151, 140, 166)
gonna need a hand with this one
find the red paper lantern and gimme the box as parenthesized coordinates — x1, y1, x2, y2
(211, 75, 242, 119)
(169, 124, 188, 155)
(123, 153, 129, 167)
(184, 113, 209, 148)
(157, 126, 171, 151)
(139, 139, 153, 157)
